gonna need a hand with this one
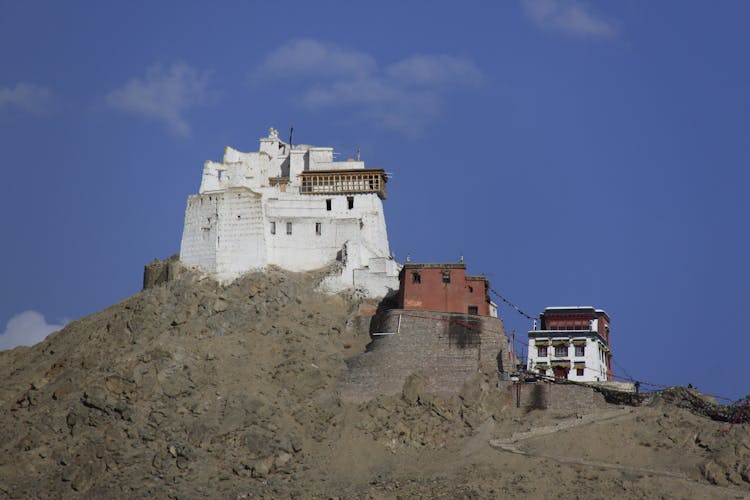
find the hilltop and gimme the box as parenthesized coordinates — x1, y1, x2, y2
(1, 263, 748, 498)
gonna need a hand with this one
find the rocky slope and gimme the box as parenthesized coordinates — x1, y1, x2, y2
(0, 265, 748, 498)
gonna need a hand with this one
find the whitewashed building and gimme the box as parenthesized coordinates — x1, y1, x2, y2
(526, 306, 613, 382)
(179, 128, 400, 297)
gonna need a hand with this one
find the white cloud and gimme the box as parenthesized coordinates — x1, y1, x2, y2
(386, 55, 483, 87)
(253, 39, 482, 136)
(0, 310, 65, 350)
(0, 83, 52, 114)
(254, 39, 376, 80)
(105, 63, 214, 137)
(522, 0, 616, 39)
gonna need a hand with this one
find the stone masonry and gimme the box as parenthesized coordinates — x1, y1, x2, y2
(339, 309, 510, 403)
(503, 382, 608, 412)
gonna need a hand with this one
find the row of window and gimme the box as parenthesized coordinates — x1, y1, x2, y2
(538, 367, 587, 377)
(537, 345, 586, 358)
(411, 271, 452, 284)
(546, 325, 592, 331)
(270, 221, 323, 236)
(325, 197, 355, 211)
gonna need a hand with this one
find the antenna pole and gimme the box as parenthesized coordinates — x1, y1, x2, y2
(289, 125, 294, 147)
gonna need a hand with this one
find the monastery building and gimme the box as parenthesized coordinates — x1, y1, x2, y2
(179, 128, 399, 297)
(526, 306, 613, 382)
(399, 262, 498, 317)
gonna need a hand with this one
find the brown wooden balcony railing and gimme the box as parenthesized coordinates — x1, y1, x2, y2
(299, 168, 387, 199)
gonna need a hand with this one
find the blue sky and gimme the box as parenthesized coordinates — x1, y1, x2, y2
(1, 1, 748, 400)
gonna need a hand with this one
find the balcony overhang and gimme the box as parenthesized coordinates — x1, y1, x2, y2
(299, 168, 387, 199)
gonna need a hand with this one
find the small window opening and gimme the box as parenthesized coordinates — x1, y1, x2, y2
(237, 215, 241, 220)
(286, 222, 292, 235)
(467, 285, 474, 293)
(347, 196, 354, 209)
(442, 271, 451, 284)
(315, 222, 322, 235)
(412, 272, 421, 284)
(270, 222, 276, 235)
(576, 368, 585, 376)
(468, 306, 479, 315)
(326, 199, 332, 211)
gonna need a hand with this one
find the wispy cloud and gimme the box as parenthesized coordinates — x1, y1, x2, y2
(252, 39, 483, 136)
(386, 55, 483, 87)
(0, 310, 65, 350)
(522, 0, 616, 39)
(105, 63, 214, 137)
(0, 83, 52, 114)
(254, 39, 376, 80)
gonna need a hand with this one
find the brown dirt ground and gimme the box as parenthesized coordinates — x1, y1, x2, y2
(0, 265, 748, 498)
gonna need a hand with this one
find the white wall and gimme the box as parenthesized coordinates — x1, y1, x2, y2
(179, 132, 399, 297)
(180, 194, 220, 273)
(526, 334, 608, 382)
(214, 190, 266, 278)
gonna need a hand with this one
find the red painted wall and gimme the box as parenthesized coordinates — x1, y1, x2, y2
(542, 311, 610, 346)
(399, 265, 490, 316)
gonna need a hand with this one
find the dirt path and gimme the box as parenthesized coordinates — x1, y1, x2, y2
(488, 408, 750, 497)
(490, 407, 635, 450)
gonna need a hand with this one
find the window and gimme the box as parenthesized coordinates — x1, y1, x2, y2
(286, 222, 292, 235)
(467, 285, 474, 293)
(412, 272, 421, 284)
(442, 271, 451, 283)
(576, 368, 584, 376)
(315, 222, 322, 235)
(554, 345, 568, 357)
(538, 368, 547, 376)
(270, 222, 276, 235)
(537, 346, 548, 358)
(325, 199, 332, 211)
(468, 306, 479, 315)
(575, 345, 585, 357)
(347, 196, 354, 209)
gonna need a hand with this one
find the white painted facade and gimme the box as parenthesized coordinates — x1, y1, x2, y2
(526, 333, 611, 382)
(179, 128, 400, 297)
(525, 306, 613, 382)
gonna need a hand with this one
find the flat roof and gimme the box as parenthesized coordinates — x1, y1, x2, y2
(541, 306, 610, 318)
(403, 262, 466, 270)
(299, 168, 386, 175)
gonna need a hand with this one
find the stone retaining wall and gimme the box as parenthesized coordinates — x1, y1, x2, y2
(339, 309, 509, 403)
(503, 382, 608, 412)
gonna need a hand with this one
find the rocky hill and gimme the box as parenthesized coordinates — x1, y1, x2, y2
(1, 264, 748, 498)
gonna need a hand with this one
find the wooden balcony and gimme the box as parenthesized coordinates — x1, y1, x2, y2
(299, 168, 387, 199)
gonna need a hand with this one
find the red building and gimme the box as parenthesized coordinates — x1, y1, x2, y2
(398, 262, 495, 316)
